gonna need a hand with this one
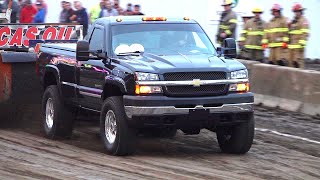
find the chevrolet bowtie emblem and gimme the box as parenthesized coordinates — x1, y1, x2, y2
(193, 79, 201, 87)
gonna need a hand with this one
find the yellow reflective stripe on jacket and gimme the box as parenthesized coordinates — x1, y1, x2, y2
(241, 30, 247, 34)
(239, 37, 246, 41)
(247, 31, 264, 36)
(229, 19, 237, 23)
(301, 28, 310, 33)
(219, 25, 229, 30)
(268, 42, 283, 47)
(283, 37, 289, 42)
(288, 44, 303, 49)
(265, 28, 289, 33)
(244, 45, 263, 50)
(289, 29, 310, 35)
(225, 29, 232, 35)
(261, 39, 268, 44)
(299, 40, 307, 45)
(289, 30, 303, 35)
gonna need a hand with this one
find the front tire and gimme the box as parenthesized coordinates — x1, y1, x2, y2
(216, 115, 255, 154)
(100, 96, 136, 156)
(42, 85, 75, 139)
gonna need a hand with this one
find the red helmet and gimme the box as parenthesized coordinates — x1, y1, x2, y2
(292, 3, 304, 11)
(271, 4, 282, 11)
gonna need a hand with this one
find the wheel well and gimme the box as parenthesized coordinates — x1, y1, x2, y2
(103, 84, 123, 100)
(43, 72, 57, 89)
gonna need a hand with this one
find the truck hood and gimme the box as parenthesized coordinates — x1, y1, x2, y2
(117, 53, 246, 74)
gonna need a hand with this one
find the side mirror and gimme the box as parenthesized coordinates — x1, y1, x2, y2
(216, 47, 222, 55)
(76, 40, 90, 61)
(222, 38, 237, 59)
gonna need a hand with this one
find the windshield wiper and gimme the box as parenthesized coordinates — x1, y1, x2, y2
(117, 51, 143, 56)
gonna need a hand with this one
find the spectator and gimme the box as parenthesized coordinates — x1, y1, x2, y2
(132, 4, 144, 15)
(19, 0, 37, 23)
(113, 0, 123, 15)
(74, 1, 88, 37)
(59, 1, 67, 23)
(89, 0, 106, 23)
(60, 1, 74, 23)
(124, 3, 132, 15)
(65, 2, 75, 23)
(99, 1, 118, 18)
(1, 0, 19, 23)
(33, 1, 45, 23)
(36, 0, 47, 16)
(17, 0, 23, 21)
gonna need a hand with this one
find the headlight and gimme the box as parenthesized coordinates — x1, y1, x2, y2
(135, 72, 159, 81)
(231, 69, 248, 79)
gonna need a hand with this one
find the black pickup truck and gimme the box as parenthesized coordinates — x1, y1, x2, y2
(37, 16, 254, 156)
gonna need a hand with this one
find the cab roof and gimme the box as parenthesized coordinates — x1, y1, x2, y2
(94, 16, 197, 26)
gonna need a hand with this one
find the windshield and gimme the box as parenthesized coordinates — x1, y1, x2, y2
(111, 23, 216, 56)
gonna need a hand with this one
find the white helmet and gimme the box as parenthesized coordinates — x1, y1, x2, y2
(241, 11, 254, 18)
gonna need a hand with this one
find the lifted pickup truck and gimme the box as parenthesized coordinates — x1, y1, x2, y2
(38, 16, 254, 156)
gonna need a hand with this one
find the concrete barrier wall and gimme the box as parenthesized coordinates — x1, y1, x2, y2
(240, 60, 320, 116)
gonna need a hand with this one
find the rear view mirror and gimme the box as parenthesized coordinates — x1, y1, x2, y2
(222, 38, 237, 59)
(76, 40, 90, 61)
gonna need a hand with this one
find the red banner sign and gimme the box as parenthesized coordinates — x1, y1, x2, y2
(0, 24, 82, 48)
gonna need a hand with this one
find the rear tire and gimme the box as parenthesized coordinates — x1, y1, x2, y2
(216, 115, 254, 154)
(100, 96, 136, 156)
(42, 85, 75, 139)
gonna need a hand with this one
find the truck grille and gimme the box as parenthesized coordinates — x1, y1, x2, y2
(163, 72, 228, 97)
(163, 72, 227, 81)
(165, 85, 227, 97)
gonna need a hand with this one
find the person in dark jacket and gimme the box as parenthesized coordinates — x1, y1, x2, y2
(74, 1, 88, 37)
(33, 1, 45, 23)
(132, 4, 144, 15)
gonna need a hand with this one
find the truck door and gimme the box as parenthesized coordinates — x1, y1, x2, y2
(77, 25, 107, 111)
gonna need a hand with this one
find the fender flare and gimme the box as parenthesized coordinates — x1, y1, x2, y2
(103, 76, 127, 100)
(43, 65, 62, 94)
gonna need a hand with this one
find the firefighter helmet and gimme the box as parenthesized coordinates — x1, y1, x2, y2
(252, 7, 263, 13)
(222, 0, 233, 6)
(271, 4, 282, 11)
(242, 11, 254, 18)
(292, 3, 304, 12)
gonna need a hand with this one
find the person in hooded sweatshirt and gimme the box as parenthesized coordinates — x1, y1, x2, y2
(73, 1, 88, 37)
(20, 0, 37, 23)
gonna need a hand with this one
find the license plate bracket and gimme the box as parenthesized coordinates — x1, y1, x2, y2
(189, 109, 210, 121)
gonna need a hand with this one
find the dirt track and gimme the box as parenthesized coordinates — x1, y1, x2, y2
(0, 106, 320, 179)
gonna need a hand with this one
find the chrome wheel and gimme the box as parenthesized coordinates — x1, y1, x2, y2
(45, 98, 54, 129)
(105, 110, 117, 144)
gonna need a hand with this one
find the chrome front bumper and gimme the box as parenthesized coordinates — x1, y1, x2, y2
(124, 103, 254, 119)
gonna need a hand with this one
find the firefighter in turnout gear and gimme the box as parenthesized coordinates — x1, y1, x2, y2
(239, 7, 266, 61)
(262, 4, 289, 66)
(216, 0, 238, 44)
(238, 11, 254, 59)
(288, 3, 309, 68)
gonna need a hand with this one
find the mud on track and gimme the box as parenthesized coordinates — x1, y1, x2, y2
(0, 105, 320, 179)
